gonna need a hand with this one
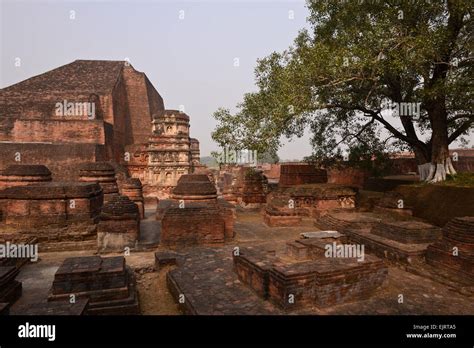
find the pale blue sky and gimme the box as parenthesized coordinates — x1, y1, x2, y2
(0, 0, 312, 159)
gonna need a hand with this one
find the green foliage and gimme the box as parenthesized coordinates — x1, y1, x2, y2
(212, 0, 473, 163)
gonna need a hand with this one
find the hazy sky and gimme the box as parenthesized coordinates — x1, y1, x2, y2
(1, 0, 471, 159)
(0, 0, 313, 159)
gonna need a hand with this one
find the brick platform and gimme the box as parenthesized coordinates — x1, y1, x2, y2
(0, 164, 52, 189)
(48, 256, 140, 315)
(371, 221, 442, 244)
(0, 182, 103, 251)
(314, 211, 382, 231)
(426, 217, 474, 283)
(234, 237, 387, 310)
(0, 266, 22, 310)
(264, 184, 357, 227)
(166, 247, 281, 315)
(11, 299, 89, 315)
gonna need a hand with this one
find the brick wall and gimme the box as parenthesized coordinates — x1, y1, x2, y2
(0, 143, 108, 181)
(0, 119, 107, 144)
(123, 66, 164, 144)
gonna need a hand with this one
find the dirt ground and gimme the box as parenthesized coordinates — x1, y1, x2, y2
(135, 266, 180, 315)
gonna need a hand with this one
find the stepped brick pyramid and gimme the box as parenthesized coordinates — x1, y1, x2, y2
(48, 255, 139, 315)
(161, 174, 234, 247)
(0, 266, 22, 310)
(426, 217, 474, 283)
(234, 236, 387, 310)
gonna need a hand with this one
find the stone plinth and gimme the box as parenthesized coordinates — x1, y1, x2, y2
(121, 178, 144, 219)
(48, 256, 140, 315)
(78, 162, 119, 202)
(0, 182, 103, 251)
(279, 165, 328, 187)
(0, 266, 22, 309)
(97, 195, 140, 253)
(0, 165, 52, 189)
(426, 217, 474, 282)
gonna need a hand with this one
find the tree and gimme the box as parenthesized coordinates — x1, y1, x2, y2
(212, 0, 473, 182)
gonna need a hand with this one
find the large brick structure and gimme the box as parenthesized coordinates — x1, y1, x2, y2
(160, 174, 235, 248)
(0, 60, 200, 197)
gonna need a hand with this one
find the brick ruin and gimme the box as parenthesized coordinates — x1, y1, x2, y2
(126, 110, 201, 199)
(160, 174, 235, 248)
(278, 164, 328, 186)
(120, 178, 145, 219)
(0, 162, 145, 253)
(217, 166, 268, 207)
(234, 233, 388, 310)
(263, 177, 357, 227)
(0, 180, 103, 251)
(97, 195, 140, 253)
(0, 60, 200, 198)
(0, 164, 52, 190)
(48, 255, 139, 315)
(0, 266, 22, 313)
(78, 162, 119, 203)
(426, 217, 474, 284)
(0, 61, 471, 316)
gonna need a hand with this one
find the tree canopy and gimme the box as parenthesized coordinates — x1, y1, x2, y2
(212, 0, 473, 181)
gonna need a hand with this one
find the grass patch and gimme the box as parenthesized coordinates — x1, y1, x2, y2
(442, 172, 474, 187)
(408, 172, 474, 188)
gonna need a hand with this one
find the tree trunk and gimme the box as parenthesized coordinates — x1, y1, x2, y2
(422, 105, 457, 183)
